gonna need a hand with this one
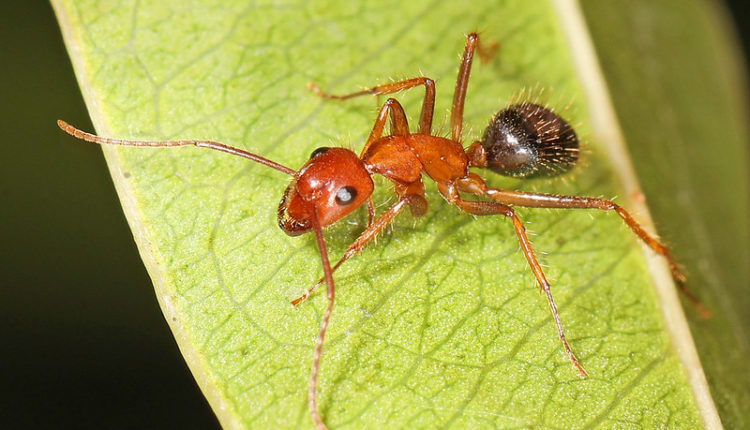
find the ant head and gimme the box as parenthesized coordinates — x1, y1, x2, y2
(278, 147, 374, 236)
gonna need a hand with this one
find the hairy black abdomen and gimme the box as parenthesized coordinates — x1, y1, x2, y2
(479, 103, 579, 177)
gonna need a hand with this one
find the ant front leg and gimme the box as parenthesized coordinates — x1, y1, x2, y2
(307, 207, 336, 430)
(366, 197, 376, 226)
(292, 100, 415, 307)
(291, 195, 413, 307)
(309, 76, 435, 134)
(438, 182, 587, 377)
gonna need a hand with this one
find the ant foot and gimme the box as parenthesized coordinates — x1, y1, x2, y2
(307, 82, 326, 97)
(477, 40, 499, 64)
(291, 281, 323, 307)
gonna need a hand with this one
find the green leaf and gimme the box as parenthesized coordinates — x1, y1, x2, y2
(581, 1, 750, 428)
(53, 0, 717, 428)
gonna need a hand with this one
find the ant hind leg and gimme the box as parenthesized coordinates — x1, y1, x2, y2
(440, 183, 587, 377)
(457, 175, 710, 318)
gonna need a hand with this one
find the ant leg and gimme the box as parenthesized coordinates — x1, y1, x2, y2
(366, 197, 375, 227)
(291, 195, 412, 307)
(57, 120, 295, 176)
(293, 101, 417, 307)
(476, 40, 499, 64)
(439, 183, 587, 377)
(359, 98, 410, 158)
(458, 176, 709, 318)
(307, 207, 335, 430)
(309, 77, 435, 134)
(450, 33, 479, 142)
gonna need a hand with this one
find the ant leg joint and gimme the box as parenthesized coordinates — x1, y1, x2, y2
(405, 194, 428, 217)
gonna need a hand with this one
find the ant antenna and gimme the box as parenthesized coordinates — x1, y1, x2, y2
(57, 120, 296, 176)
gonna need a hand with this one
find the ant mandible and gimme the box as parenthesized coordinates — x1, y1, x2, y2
(59, 33, 708, 430)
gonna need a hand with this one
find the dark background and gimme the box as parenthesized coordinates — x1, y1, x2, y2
(0, 2, 220, 429)
(1, 1, 748, 429)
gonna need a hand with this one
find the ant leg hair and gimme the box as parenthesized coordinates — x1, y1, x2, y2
(291, 196, 411, 307)
(308, 77, 435, 135)
(358, 98, 410, 158)
(466, 184, 710, 318)
(440, 184, 587, 377)
(307, 208, 336, 430)
(450, 33, 479, 143)
(57, 120, 295, 176)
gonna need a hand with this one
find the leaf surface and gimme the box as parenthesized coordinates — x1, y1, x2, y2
(581, 1, 750, 427)
(54, 0, 710, 428)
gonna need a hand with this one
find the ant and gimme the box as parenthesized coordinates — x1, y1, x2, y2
(58, 33, 708, 430)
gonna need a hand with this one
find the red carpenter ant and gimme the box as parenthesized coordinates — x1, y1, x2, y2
(58, 33, 708, 430)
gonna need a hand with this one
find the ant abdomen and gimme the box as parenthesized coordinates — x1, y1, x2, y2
(467, 102, 579, 177)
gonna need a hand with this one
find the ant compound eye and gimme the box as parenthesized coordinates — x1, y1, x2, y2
(309, 147, 331, 159)
(335, 186, 357, 205)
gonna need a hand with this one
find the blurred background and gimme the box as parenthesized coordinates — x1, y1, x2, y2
(1, 1, 748, 429)
(1, 2, 220, 428)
